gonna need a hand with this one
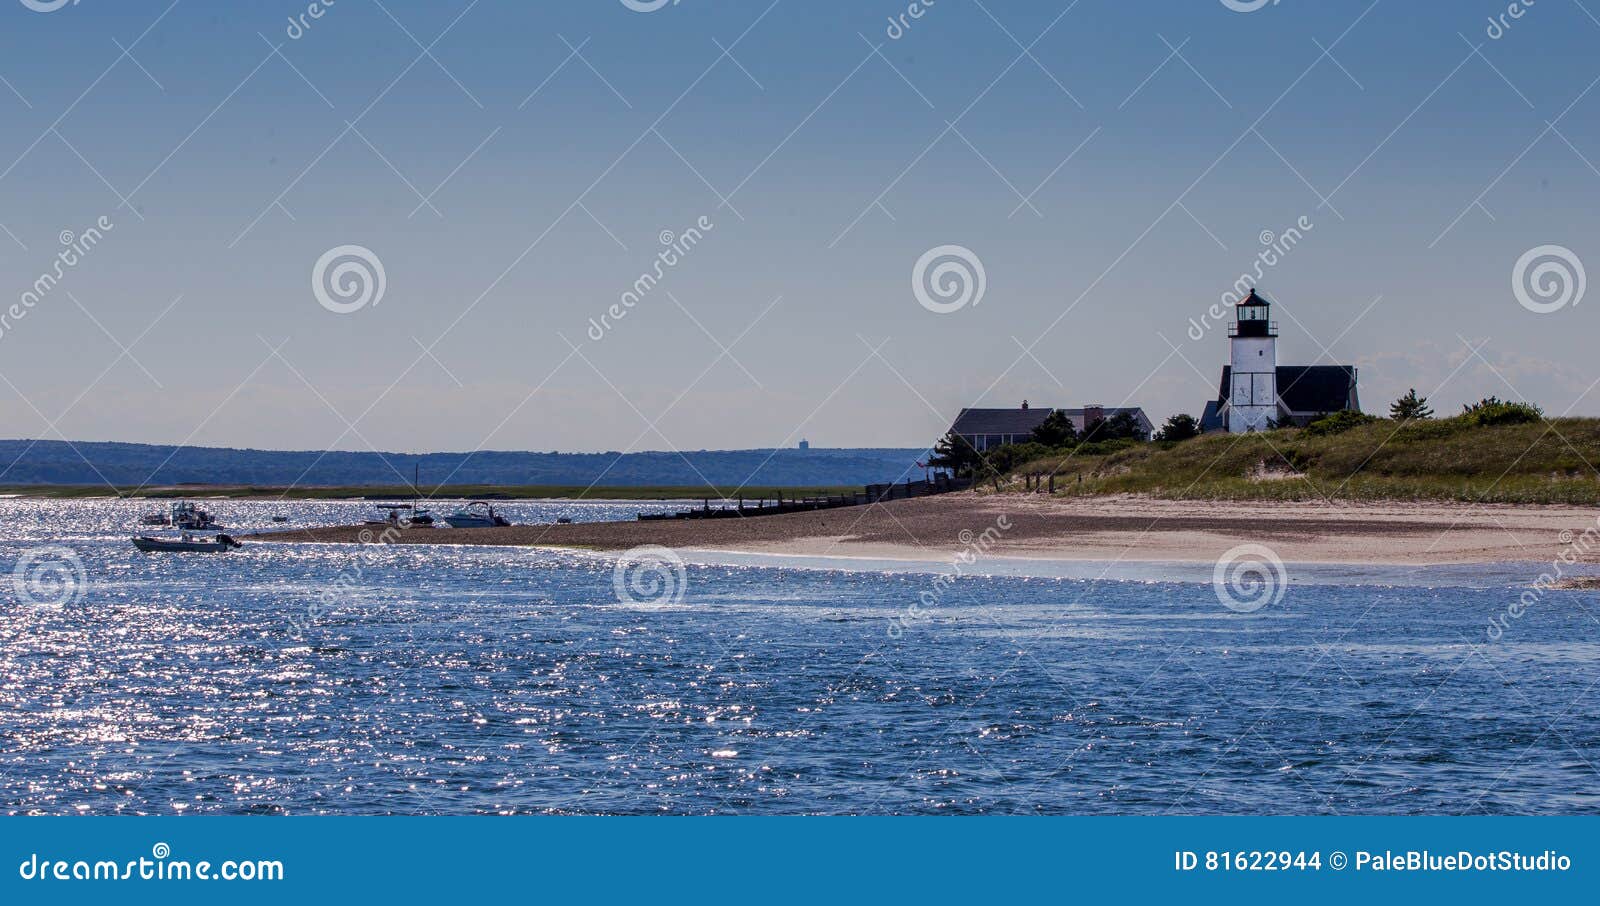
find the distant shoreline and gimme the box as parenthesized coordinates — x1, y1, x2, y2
(0, 484, 863, 501)
(0, 439, 927, 489)
(245, 493, 1600, 567)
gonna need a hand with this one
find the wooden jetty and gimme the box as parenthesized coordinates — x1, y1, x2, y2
(637, 475, 972, 522)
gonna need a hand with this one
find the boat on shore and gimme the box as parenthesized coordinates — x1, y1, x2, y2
(365, 503, 434, 527)
(363, 465, 437, 527)
(131, 532, 241, 553)
(443, 501, 511, 528)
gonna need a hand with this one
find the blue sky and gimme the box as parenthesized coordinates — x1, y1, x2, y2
(1, 0, 1597, 453)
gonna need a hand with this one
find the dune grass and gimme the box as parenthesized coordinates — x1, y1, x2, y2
(1005, 417, 1600, 504)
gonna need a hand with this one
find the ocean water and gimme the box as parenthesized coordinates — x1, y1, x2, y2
(1, 499, 1597, 815)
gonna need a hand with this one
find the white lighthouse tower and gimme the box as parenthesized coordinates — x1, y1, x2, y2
(1226, 289, 1278, 433)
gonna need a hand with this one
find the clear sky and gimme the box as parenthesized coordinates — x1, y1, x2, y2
(1, 0, 1597, 454)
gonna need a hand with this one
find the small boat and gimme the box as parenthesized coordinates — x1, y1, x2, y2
(271, 515, 290, 523)
(170, 501, 222, 530)
(443, 501, 511, 528)
(405, 464, 434, 525)
(140, 510, 171, 526)
(131, 532, 241, 553)
(555, 516, 572, 524)
(366, 503, 434, 527)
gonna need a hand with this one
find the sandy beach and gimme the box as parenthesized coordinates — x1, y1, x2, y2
(247, 493, 1600, 566)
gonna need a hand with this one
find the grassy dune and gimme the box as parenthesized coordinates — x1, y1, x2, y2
(1007, 418, 1600, 504)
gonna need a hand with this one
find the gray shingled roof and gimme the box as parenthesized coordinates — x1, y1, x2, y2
(951, 406, 1152, 437)
(949, 407, 1053, 436)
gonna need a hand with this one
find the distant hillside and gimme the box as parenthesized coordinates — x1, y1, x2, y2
(0, 440, 929, 490)
(1002, 417, 1600, 504)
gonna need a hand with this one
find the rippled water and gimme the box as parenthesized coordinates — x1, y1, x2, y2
(2, 499, 1597, 815)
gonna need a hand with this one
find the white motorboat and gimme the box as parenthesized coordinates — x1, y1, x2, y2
(365, 465, 436, 527)
(443, 501, 510, 528)
(131, 532, 241, 553)
(365, 503, 434, 527)
(169, 501, 222, 530)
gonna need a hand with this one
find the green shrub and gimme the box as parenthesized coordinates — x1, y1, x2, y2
(1155, 413, 1200, 442)
(1067, 437, 1146, 457)
(1029, 410, 1078, 446)
(1302, 409, 1381, 436)
(976, 442, 1052, 475)
(1460, 397, 1542, 427)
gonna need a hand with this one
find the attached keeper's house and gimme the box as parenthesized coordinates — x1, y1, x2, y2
(949, 401, 1153, 451)
(1199, 290, 1359, 433)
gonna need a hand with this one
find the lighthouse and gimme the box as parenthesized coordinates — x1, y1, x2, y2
(1200, 289, 1360, 434)
(1225, 289, 1277, 433)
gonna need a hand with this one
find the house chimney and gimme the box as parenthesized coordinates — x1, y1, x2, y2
(1083, 404, 1105, 426)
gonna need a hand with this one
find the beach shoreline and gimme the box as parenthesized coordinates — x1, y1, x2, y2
(245, 492, 1600, 567)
